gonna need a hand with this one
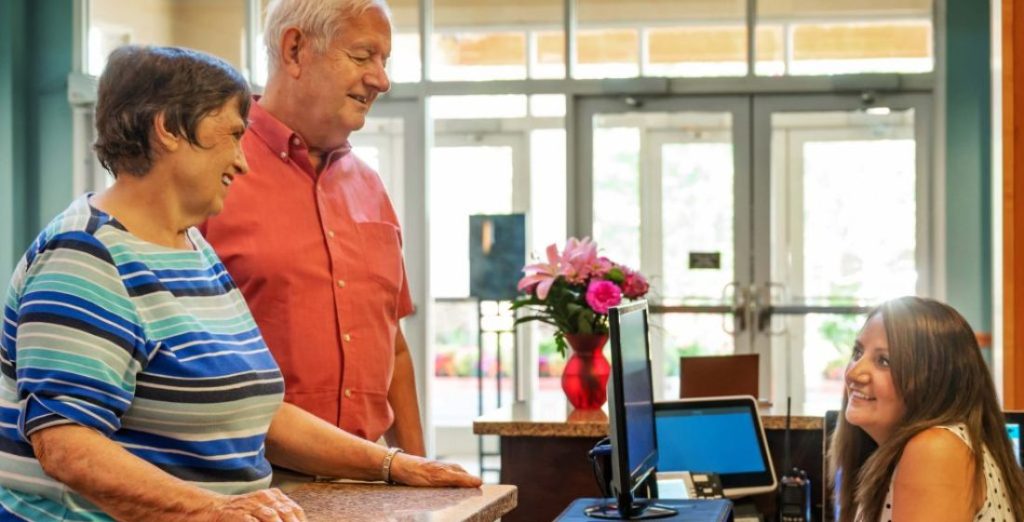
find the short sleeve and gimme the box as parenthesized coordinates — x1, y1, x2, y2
(12, 233, 147, 440)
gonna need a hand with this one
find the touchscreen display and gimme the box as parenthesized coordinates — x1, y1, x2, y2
(1008, 422, 1021, 466)
(656, 406, 766, 474)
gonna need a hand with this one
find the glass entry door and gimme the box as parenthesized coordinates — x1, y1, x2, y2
(753, 94, 932, 414)
(578, 93, 932, 410)
(577, 96, 753, 400)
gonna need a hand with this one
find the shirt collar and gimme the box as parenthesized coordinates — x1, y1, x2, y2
(247, 96, 352, 164)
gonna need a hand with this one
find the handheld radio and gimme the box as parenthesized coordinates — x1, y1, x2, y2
(778, 398, 811, 522)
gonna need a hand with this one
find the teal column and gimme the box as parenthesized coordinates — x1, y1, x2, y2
(0, 0, 74, 280)
(29, 0, 75, 234)
(945, 0, 992, 333)
(0, 0, 28, 281)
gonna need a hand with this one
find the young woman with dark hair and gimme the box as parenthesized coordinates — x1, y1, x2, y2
(829, 296, 1024, 521)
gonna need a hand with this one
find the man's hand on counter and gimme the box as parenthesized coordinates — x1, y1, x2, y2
(390, 454, 483, 488)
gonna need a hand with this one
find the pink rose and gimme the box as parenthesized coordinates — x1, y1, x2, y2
(622, 271, 649, 299)
(586, 280, 622, 314)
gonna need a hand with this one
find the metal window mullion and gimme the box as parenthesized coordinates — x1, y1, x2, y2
(515, 130, 535, 403)
(420, 0, 432, 82)
(639, 27, 649, 77)
(746, 0, 756, 77)
(786, 128, 807, 406)
(641, 129, 665, 400)
(75, 0, 89, 75)
(565, 0, 576, 80)
(526, 30, 536, 80)
(244, 0, 260, 84)
(784, 23, 794, 76)
(913, 97, 935, 298)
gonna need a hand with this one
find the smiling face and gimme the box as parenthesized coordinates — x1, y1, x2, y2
(844, 313, 907, 444)
(295, 5, 391, 150)
(170, 97, 249, 219)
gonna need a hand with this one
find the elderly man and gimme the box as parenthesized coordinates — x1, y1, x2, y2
(201, 0, 425, 455)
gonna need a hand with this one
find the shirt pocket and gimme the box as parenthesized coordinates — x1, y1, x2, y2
(355, 222, 403, 294)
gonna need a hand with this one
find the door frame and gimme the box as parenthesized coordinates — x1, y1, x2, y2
(573, 92, 935, 407)
(574, 95, 754, 400)
(751, 93, 935, 409)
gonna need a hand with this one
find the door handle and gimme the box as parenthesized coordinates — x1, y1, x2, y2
(721, 282, 747, 336)
(757, 282, 788, 335)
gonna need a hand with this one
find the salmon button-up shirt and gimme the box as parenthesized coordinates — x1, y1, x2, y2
(201, 100, 414, 442)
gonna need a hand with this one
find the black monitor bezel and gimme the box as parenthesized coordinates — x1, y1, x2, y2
(608, 300, 659, 516)
(653, 395, 778, 497)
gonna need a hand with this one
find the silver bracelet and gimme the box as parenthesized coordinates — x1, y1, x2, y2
(382, 447, 404, 484)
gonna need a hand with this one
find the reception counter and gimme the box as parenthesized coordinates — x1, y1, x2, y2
(278, 478, 517, 521)
(473, 398, 828, 522)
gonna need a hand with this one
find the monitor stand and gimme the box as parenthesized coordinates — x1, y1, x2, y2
(583, 500, 678, 520)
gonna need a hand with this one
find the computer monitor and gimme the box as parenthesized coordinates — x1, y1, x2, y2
(654, 396, 777, 498)
(585, 301, 676, 520)
(1007, 411, 1024, 467)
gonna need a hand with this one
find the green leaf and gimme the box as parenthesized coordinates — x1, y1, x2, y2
(514, 315, 558, 327)
(554, 331, 568, 358)
(606, 267, 625, 283)
(576, 312, 593, 334)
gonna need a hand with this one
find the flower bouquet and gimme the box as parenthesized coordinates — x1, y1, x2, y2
(512, 237, 649, 409)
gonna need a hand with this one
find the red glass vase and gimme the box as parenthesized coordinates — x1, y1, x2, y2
(561, 333, 611, 410)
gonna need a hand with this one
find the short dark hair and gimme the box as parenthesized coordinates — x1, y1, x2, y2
(93, 46, 252, 176)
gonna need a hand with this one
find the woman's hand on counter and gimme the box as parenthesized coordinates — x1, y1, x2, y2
(390, 454, 483, 488)
(210, 488, 306, 522)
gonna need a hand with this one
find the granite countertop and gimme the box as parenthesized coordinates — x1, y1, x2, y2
(281, 481, 517, 522)
(473, 398, 825, 437)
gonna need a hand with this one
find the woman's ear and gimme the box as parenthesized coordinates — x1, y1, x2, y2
(151, 112, 180, 153)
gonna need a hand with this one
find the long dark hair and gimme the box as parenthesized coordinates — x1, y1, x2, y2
(828, 296, 1024, 521)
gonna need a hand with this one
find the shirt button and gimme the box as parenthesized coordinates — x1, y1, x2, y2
(337, 279, 346, 288)
(344, 388, 353, 398)
(292, 137, 301, 146)
(328, 230, 336, 238)
(343, 333, 351, 342)
(279, 151, 288, 160)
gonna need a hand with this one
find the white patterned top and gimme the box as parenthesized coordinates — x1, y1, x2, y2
(878, 424, 1014, 522)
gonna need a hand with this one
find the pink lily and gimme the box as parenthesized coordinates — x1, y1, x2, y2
(517, 243, 562, 300)
(561, 237, 600, 283)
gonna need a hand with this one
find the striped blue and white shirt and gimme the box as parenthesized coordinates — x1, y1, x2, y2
(0, 195, 285, 521)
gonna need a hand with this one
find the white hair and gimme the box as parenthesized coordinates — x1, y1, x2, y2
(263, 0, 391, 66)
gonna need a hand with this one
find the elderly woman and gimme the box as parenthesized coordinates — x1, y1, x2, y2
(0, 46, 478, 521)
(829, 296, 1024, 521)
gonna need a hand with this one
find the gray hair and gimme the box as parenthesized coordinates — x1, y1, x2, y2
(263, 0, 391, 67)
